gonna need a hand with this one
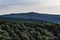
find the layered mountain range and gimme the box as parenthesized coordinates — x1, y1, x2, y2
(0, 12, 60, 23)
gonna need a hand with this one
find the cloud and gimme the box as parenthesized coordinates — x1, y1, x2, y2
(0, 0, 40, 10)
(0, 0, 60, 15)
(0, 0, 38, 6)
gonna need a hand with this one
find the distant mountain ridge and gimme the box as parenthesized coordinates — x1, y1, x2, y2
(0, 12, 60, 23)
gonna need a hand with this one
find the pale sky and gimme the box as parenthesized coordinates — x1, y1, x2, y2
(0, 0, 60, 15)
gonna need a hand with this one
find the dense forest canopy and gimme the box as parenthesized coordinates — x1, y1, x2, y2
(0, 19, 60, 40)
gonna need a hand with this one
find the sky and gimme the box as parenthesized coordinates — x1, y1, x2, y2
(0, 0, 60, 15)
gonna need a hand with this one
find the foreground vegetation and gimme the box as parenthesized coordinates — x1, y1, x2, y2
(0, 20, 60, 40)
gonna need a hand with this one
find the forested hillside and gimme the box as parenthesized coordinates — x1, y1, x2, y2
(0, 20, 60, 40)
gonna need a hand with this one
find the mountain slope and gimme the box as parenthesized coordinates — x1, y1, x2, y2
(0, 19, 60, 40)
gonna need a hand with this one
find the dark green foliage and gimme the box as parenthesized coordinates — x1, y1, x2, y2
(0, 20, 60, 40)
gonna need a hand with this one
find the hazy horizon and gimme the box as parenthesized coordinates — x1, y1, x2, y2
(0, 0, 60, 15)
